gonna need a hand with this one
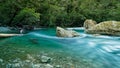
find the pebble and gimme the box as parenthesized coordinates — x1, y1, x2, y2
(45, 64, 53, 68)
(27, 54, 36, 62)
(13, 58, 20, 63)
(6, 63, 12, 68)
(25, 60, 31, 63)
(0, 58, 3, 63)
(6, 63, 21, 68)
(12, 63, 21, 68)
(55, 65, 62, 68)
(32, 64, 42, 68)
(41, 56, 51, 63)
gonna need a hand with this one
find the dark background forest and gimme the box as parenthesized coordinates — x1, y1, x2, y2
(0, 0, 120, 28)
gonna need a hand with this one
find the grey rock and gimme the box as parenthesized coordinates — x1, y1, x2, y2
(41, 56, 51, 63)
(0, 58, 3, 63)
(12, 63, 21, 68)
(25, 60, 31, 63)
(6, 63, 12, 68)
(55, 65, 62, 68)
(6, 63, 21, 68)
(44, 64, 53, 68)
(13, 58, 21, 63)
(27, 54, 36, 62)
(32, 64, 42, 68)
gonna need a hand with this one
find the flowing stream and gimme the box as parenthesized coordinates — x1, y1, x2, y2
(0, 28, 120, 68)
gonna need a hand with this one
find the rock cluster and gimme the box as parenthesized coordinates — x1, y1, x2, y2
(4, 55, 54, 68)
(84, 19, 120, 36)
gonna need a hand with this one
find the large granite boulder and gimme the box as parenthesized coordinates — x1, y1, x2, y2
(84, 20, 120, 36)
(56, 27, 80, 37)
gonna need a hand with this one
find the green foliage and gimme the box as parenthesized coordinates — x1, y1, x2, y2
(12, 8, 40, 26)
(0, 0, 41, 27)
(0, 0, 120, 27)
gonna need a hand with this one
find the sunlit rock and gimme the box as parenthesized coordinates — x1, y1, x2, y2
(85, 21, 120, 36)
(83, 19, 97, 30)
(56, 27, 80, 37)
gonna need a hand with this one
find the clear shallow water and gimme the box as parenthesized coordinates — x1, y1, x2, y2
(0, 28, 120, 68)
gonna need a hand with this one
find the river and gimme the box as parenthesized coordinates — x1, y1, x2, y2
(0, 27, 120, 68)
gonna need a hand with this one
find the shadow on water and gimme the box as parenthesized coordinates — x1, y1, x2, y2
(0, 28, 120, 68)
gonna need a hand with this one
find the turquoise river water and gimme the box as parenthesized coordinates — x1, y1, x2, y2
(0, 28, 120, 68)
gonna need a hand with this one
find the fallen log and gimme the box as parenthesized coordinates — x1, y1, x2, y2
(0, 33, 22, 38)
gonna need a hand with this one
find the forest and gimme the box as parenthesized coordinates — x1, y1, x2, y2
(0, 0, 120, 28)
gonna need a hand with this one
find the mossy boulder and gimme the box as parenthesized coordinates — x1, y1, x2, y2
(56, 27, 80, 37)
(85, 21, 120, 36)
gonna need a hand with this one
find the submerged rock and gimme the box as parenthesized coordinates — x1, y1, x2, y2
(0, 58, 3, 63)
(25, 60, 31, 63)
(12, 63, 21, 68)
(32, 63, 53, 68)
(84, 20, 120, 36)
(41, 56, 51, 63)
(56, 27, 80, 37)
(32, 64, 42, 68)
(6, 63, 22, 68)
(12, 58, 21, 63)
(27, 54, 36, 62)
(44, 64, 53, 68)
(55, 65, 62, 68)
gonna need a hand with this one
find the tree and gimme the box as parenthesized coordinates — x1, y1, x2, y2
(12, 8, 40, 28)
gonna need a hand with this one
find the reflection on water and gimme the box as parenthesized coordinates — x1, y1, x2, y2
(0, 28, 120, 68)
